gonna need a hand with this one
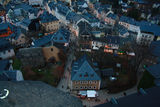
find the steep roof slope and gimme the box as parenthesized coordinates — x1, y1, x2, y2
(0, 81, 83, 107)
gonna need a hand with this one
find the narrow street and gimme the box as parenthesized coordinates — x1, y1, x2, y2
(82, 62, 144, 107)
(57, 5, 145, 106)
(56, 32, 145, 107)
(56, 34, 77, 92)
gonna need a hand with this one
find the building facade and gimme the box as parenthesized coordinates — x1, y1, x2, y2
(71, 55, 101, 90)
(40, 11, 59, 33)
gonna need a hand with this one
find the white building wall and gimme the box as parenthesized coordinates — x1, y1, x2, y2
(16, 70, 24, 81)
(0, 49, 15, 59)
(137, 32, 154, 46)
(29, 0, 43, 6)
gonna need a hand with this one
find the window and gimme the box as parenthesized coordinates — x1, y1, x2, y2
(75, 86, 78, 89)
(51, 48, 53, 51)
(80, 87, 83, 89)
(80, 81, 83, 84)
(93, 86, 96, 89)
(60, 37, 63, 40)
(8, 50, 10, 53)
(94, 81, 97, 84)
(89, 81, 92, 84)
(89, 86, 92, 89)
(85, 86, 87, 89)
(85, 81, 88, 84)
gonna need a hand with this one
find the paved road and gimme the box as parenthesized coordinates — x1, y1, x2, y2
(56, 51, 74, 92)
(57, 34, 77, 92)
(82, 62, 144, 107)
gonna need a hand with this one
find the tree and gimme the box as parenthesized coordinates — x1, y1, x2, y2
(120, 40, 150, 73)
(129, 41, 150, 73)
(58, 50, 67, 63)
(127, 8, 141, 21)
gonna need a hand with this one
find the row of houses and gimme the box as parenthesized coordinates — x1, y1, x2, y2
(0, 0, 72, 81)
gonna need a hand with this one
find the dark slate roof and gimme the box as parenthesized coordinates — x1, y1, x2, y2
(0, 70, 17, 81)
(120, 16, 160, 36)
(95, 3, 111, 13)
(78, 21, 92, 36)
(28, 18, 40, 31)
(48, 1, 57, 10)
(106, 36, 120, 45)
(32, 28, 70, 47)
(15, 3, 39, 14)
(96, 87, 160, 107)
(94, 2, 101, 9)
(0, 39, 13, 52)
(20, 18, 31, 27)
(10, 27, 22, 40)
(66, 12, 82, 23)
(32, 35, 53, 47)
(82, 12, 99, 23)
(90, 0, 97, 3)
(101, 68, 114, 77)
(76, 0, 88, 7)
(92, 36, 106, 43)
(134, 0, 148, 4)
(39, 11, 58, 23)
(138, 21, 160, 36)
(0, 73, 8, 80)
(107, 13, 118, 20)
(118, 25, 128, 35)
(150, 40, 160, 57)
(0, 23, 22, 40)
(56, 4, 70, 16)
(0, 59, 9, 72)
(51, 28, 70, 43)
(71, 54, 101, 81)
(119, 16, 138, 25)
(146, 64, 160, 79)
(154, 79, 160, 86)
(0, 4, 5, 11)
(0, 23, 12, 31)
(102, 4, 112, 9)
(0, 81, 83, 107)
(5, 70, 19, 80)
